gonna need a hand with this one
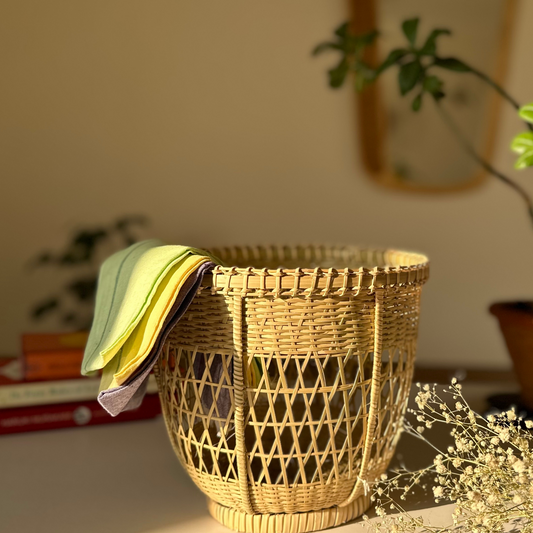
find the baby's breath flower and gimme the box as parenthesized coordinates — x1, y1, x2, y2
(433, 486, 444, 498)
(436, 464, 447, 474)
(368, 381, 533, 533)
(512, 459, 526, 473)
(499, 428, 510, 443)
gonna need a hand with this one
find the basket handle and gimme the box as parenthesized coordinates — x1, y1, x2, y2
(232, 294, 255, 514)
(339, 289, 384, 507)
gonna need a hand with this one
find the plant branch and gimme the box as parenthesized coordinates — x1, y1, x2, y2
(435, 101, 533, 227)
(469, 67, 520, 110)
(467, 66, 533, 133)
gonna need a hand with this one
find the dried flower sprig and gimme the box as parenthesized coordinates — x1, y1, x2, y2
(364, 380, 533, 533)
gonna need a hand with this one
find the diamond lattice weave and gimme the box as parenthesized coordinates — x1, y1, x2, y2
(154, 245, 429, 533)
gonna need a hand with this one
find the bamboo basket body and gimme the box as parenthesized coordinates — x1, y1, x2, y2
(155, 245, 429, 533)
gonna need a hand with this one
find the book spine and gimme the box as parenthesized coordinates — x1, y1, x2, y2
(0, 394, 161, 435)
(0, 375, 158, 409)
(24, 350, 84, 381)
(0, 378, 101, 409)
(22, 331, 89, 353)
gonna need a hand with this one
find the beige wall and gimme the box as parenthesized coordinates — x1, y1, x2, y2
(1, 0, 533, 368)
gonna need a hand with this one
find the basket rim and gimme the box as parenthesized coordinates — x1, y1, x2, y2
(203, 244, 429, 295)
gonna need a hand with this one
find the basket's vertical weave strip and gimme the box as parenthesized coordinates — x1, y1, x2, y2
(339, 288, 384, 507)
(232, 293, 254, 514)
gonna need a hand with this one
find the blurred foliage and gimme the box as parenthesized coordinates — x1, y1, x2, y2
(313, 18, 476, 111)
(314, 18, 533, 224)
(511, 104, 533, 170)
(30, 215, 148, 330)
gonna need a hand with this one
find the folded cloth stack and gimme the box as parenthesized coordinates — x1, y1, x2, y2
(81, 240, 219, 416)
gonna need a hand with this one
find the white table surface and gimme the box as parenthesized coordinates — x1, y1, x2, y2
(0, 382, 516, 533)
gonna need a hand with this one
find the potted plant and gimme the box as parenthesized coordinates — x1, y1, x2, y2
(314, 19, 533, 409)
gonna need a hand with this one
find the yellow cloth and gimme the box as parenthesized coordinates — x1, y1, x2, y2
(99, 254, 209, 392)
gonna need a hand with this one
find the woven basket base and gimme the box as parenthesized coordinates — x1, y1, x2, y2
(207, 495, 371, 533)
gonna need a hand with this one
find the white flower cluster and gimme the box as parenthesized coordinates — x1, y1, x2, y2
(363, 382, 533, 533)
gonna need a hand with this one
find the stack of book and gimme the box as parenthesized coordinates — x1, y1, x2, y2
(0, 332, 161, 435)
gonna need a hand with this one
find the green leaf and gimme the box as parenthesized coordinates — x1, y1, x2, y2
(68, 277, 97, 302)
(32, 298, 59, 319)
(423, 75, 443, 95)
(419, 29, 451, 56)
(412, 93, 422, 111)
(32, 252, 54, 266)
(354, 63, 377, 91)
(434, 57, 471, 72)
(511, 132, 533, 154)
(515, 149, 533, 170)
(349, 31, 378, 55)
(354, 73, 366, 92)
(312, 41, 342, 56)
(376, 48, 409, 75)
(402, 18, 419, 46)
(519, 103, 533, 124)
(357, 30, 378, 47)
(398, 60, 422, 95)
(334, 22, 349, 38)
(328, 58, 349, 88)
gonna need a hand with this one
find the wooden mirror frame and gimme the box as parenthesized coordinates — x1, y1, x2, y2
(348, 0, 517, 193)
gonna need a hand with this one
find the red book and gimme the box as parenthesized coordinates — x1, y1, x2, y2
(0, 357, 24, 386)
(0, 394, 161, 435)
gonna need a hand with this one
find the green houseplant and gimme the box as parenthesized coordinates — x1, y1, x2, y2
(314, 19, 533, 409)
(30, 215, 148, 330)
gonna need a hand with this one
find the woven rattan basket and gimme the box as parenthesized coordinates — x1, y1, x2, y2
(155, 245, 429, 533)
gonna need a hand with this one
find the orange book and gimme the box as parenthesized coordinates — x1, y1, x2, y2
(22, 332, 89, 353)
(24, 350, 84, 381)
(21, 332, 89, 381)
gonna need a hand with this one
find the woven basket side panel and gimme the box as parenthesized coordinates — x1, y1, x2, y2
(242, 293, 373, 513)
(241, 288, 419, 513)
(157, 292, 246, 510)
(157, 286, 420, 514)
(365, 287, 421, 475)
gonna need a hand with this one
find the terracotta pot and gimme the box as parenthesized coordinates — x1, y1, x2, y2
(490, 301, 533, 409)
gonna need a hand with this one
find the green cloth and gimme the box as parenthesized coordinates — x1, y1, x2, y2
(81, 240, 218, 376)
